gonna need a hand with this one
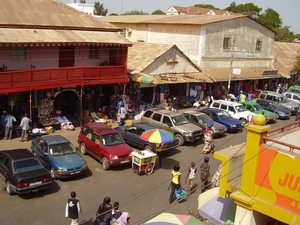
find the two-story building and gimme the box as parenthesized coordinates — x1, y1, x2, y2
(0, 0, 132, 127)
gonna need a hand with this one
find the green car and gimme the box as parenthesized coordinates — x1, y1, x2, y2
(240, 101, 277, 123)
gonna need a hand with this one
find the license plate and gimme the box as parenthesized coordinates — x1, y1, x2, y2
(196, 136, 200, 139)
(70, 171, 81, 175)
(121, 160, 129, 164)
(29, 181, 42, 186)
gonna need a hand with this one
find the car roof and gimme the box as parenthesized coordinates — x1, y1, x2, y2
(202, 108, 224, 113)
(240, 101, 257, 105)
(146, 108, 182, 116)
(261, 91, 283, 97)
(83, 122, 117, 135)
(213, 100, 242, 106)
(1, 149, 34, 160)
(285, 92, 300, 96)
(41, 135, 70, 144)
(256, 99, 273, 103)
(132, 122, 160, 130)
(183, 110, 207, 116)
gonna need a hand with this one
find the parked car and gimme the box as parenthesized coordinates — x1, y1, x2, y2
(0, 149, 53, 195)
(199, 108, 243, 132)
(209, 100, 253, 123)
(283, 92, 300, 104)
(182, 110, 227, 137)
(115, 122, 179, 152)
(258, 91, 299, 115)
(77, 122, 133, 170)
(141, 108, 203, 145)
(240, 101, 277, 123)
(287, 86, 300, 94)
(256, 99, 291, 119)
(31, 135, 88, 179)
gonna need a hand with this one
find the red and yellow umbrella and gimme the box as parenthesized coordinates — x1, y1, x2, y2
(140, 129, 174, 144)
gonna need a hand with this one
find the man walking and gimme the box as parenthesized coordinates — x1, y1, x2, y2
(118, 105, 127, 126)
(200, 157, 210, 193)
(65, 191, 82, 225)
(4, 111, 16, 140)
(20, 114, 31, 142)
(185, 162, 197, 195)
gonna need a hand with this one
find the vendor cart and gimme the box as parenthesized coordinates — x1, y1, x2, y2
(132, 149, 157, 175)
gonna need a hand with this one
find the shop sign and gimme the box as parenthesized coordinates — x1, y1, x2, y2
(255, 146, 300, 215)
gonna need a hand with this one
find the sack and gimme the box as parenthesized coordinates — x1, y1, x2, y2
(175, 188, 186, 199)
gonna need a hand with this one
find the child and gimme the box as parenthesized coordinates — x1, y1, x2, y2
(185, 162, 197, 195)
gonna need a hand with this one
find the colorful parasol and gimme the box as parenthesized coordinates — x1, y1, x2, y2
(140, 129, 174, 144)
(144, 213, 205, 225)
(131, 73, 154, 84)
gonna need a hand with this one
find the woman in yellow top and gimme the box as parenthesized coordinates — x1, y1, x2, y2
(169, 164, 181, 203)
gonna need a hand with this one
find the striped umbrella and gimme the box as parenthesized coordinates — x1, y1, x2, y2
(144, 213, 205, 225)
(140, 129, 174, 144)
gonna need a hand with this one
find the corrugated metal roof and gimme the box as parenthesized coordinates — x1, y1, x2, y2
(0, 28, 132, 46)
(170, 6, 239, 16)
(100, 14, 246, 25)
(202, 67, 281, 81)
(273, 41, 300, 76)
(0, 0, 119, 31)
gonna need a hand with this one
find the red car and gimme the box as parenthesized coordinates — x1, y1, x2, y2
(77, 122, 133, 170)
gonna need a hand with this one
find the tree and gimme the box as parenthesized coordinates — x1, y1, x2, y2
(194, 4, 217, 9)
(226, 2, 262, 19)
(293, 52, 300, 71)
(151, 9, 165, 15)
(123, 10, 149, 15)
(257, 8, 282, 30)
(274, 27, 295, 42)
(109, 13, 119, 16)
(93, 1, 108, 16)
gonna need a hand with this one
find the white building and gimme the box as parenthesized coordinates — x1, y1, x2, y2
(67, 0, 94, 15)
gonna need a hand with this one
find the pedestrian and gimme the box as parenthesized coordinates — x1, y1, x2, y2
(4, 111, 16, 140)
(202, 124, 214, 154)
(115, 212, 130, 225)
(118, 105, 127, 126)
(65, 191, 82, 225)
(247, 92, 253, 101)
(171, 97, 179, 112)
(95, 196, 113, 225)
(168, 164, 181, 203)
(1, 110, 7, 136)
(185, 162, 197, 195)
(200, 157, 210, 193)
(19, 114, 31, 142)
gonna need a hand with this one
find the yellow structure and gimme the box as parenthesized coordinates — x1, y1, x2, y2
(215, 114, 300, 225)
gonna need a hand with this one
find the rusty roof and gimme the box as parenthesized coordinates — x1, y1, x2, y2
(0, 28, 132, 46)
(202, 67, 281, 81)
(101, 14, 246, 25)
(170, 6, 239, 15)
(273, 42, 300, 76)
(0, 0, 119, 31)
(127, 42, 214, 83)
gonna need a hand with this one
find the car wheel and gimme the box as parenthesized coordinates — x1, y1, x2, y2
(80, 143, 87, 155)
(145, 145, 153, 152)
(174, 134, 184, 146)
(50, 167, 57, 180)
(6, 181, 14, 195)
(275, 112, 280, 119)
(102, 157, 110, 170)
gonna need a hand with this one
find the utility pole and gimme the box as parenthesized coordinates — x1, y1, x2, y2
(121, 2, 123, 15)
(228, 37, 235, 94)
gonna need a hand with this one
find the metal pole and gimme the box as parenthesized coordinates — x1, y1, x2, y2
(228, 38, 235, 93)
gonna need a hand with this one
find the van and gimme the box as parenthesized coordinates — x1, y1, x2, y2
(210, 100, 253, 123)
(141, 108, 203, 145)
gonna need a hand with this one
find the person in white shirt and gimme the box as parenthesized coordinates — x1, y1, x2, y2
(20, 114, 31, 142)
(185, 162, 197, 195)
(118, 105, 127, 126)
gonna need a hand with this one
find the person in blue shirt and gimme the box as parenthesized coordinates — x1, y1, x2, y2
(247, 92, 253, 101)
(1, 110, 7, 136)
(4, 111, 16, 140)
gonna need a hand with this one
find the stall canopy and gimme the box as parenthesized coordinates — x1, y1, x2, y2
(144, 213, 206, 225)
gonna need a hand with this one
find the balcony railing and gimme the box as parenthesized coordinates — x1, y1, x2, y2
(0, 65, 128, 92)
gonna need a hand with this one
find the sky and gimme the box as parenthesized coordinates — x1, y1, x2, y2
(60, 0, 300, 34)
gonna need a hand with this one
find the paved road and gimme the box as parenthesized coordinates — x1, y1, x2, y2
(0, 115, 294, 225)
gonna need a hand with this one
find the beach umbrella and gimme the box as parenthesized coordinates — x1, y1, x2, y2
(131, 73, 154, 84)
(140, 129, 174, 144)
(144, 213, 205, 225)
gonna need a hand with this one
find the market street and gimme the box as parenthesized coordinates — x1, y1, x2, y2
(0, 115, 295, 225)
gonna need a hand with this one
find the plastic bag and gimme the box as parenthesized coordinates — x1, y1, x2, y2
(175, 188, 186, 199)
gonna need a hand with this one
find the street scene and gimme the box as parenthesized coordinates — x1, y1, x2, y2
(1, 0, 300, 225)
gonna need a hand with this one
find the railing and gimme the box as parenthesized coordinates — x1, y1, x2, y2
(0, 65, 128, 92)
(262, 120, 300, 153)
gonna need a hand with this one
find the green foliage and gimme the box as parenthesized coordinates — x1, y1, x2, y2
(151, 9, 165, 15)
(257, 8, 282, 30)
(194, 4, 217, 9)
(226, 2, 261, 19)
(109, 13, 119, 16)
(93, 1, 108, 16)
(124, 10, 149, 15)
(293, 52, 300, 71)
(274, 27, 295, 42)
(295, 34, 300, 39)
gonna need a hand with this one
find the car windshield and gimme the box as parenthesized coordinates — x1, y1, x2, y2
(13, 158, 43, 174)
(253, 104, 263, 110)
(49, 143, 77, 156)
(101, 133, 124, 146)
(197, 114, 212, 123)
(171, 115, 189, 125)
(235, 105, 247, 112)
(217, 111, 232, 119)
(281, 98, 291, 103)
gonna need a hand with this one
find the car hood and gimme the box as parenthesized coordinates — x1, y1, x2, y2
(176, 123, 203, 132)
(51, 153, 86, 169)
(222, 117, 242, 125)
(102, 143, 133, 156)
(252, 110, 273, 116)
(210, 122, 226, 130)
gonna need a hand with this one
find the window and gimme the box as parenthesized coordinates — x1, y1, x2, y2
(212, 102, 220, 108)
(11, 46, 26, 60)
(190, 115, 198, 123)
(221, 104, 228, 110)
(255, 39, 262, 52)
(162, 116, 172, 126)
(88, 46, 99, 59)
(223, 37, 231, 50)
(143, 110, 153, 118)
(153, 113, 162, 122)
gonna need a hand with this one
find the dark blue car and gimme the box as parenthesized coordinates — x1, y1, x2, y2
(31, 135, 88, 179)
(115, 122, 179, 152)
(256, 99, 291, 119)
(199, 108, 243, 132)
